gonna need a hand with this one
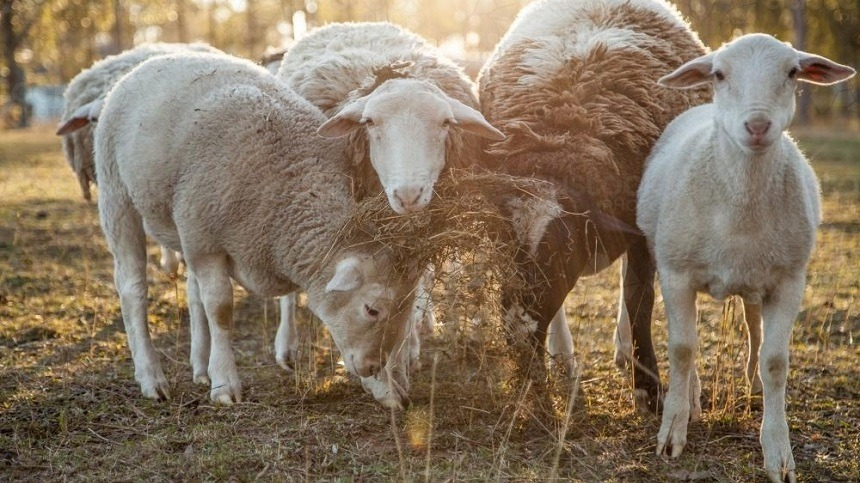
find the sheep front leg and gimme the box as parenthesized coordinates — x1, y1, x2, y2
(186, 270, 211, 385)
(656, 271, 697, 458)
(102, 199, 169, 400)
(743, 298, 763, 395)
(275, 293, 298, 372)
(759, 276, 803, 483)
(191, 255, 242, 405)
(546, 308, 576, 374)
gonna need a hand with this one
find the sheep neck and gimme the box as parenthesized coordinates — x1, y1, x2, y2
(711, 126, 786, 215)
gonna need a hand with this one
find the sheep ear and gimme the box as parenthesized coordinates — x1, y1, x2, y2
(658, 53, 716, 89)
(447, 97, 505, 140)
(317, 97, 369, 138)
(56, 99, 103, 136)
(796, 52, 856, 86)
(325, 257, 365, 293)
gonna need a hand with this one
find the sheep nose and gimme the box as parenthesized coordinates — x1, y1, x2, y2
(744, 119, 771, 136)
(393, 186, 425, 212)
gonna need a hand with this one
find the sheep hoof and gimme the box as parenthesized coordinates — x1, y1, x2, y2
(138, 368, 170, 400)
(210, 383, 242, 405)
(766, 469, 796, 483)
(193, 373, 211, 386)
(276, 353, 297, 373)
(634, 386, 662, 414)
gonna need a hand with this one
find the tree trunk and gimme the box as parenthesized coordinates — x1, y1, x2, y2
(177, 0, 187, 43)
(791, 0, 811, 125)
(1, 2, 28, 127)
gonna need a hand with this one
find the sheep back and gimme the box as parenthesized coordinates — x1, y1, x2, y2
(61, 42, 221, 200)
(479, 0, 711, 225)
(97, 53, 351, 295)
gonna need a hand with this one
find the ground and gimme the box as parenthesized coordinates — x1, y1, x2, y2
(0, 126, 857, 481)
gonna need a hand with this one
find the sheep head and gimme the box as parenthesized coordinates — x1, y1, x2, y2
(307, 249, 417, 379)
(318, 76, 504, 214)
(659, 34, 855, 154)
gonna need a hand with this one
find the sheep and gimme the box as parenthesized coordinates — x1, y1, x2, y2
(57, 42, 222, 276)
(637, 33, 855, 482)
(276, 21, 504, 214)
(477, 0, 711, 410)
(273, 22, 504, 398)
(94, 52, 420, 407)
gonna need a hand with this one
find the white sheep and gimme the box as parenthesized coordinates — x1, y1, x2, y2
(94, 52, 420, 407)
(57, 42, 221, 276)
(637, 33, 855, 482)
(273, 22, 504, 400)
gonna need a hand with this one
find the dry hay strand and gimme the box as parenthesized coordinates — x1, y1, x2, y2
(337, 168, 560, 334)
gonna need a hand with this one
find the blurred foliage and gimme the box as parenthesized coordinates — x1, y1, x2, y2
(1, 0, 858, 125)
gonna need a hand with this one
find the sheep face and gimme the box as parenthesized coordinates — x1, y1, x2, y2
(309, 252, 415, 378)
(318, 79, 504, 214)
(659, 34, 855, 154)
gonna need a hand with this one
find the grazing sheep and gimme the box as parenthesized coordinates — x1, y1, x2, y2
(277, 21, 504, 214)
(94, 52, 420, 406)
(478, 0, 711, 409)
(57, 42, 221, 276)
(637, 33, 855, 482)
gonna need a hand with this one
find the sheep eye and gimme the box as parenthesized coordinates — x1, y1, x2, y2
(788, 67, 798, 79)
(364, 304, 380, 318)
(442, 119, 454, 128)
(362, 118, 375, 127)
(713, 70, 725, 81)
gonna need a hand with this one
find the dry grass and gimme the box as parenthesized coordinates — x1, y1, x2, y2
(0, 126, 857, 481)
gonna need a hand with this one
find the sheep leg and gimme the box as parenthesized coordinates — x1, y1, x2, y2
(191, 255, 242, 405)
(546, 308, 576, 374)
(159, 247, 181, 276)
(613, 254, 633, 370)
(623, 238, 661, 413)
(759, 276, 803, 483)
(656, 270, 697, 459)
(100, 195, 169, 400)
(743, 298, 763, 395)
(186, 270, 211, 385)
(275, 293, 298, 372)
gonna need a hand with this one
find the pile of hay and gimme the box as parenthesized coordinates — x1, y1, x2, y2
(336, 168, 562, 335)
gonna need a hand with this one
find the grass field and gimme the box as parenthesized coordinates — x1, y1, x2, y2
(0, 126, 857, 481)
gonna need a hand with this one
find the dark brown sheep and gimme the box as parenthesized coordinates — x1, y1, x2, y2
(478, 0, 711, 410)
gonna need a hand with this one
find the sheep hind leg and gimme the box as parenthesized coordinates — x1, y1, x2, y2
(190, 254, 242, 405)
(613, 254, 633, 371)
(159, 247, 181, 277)
(275, 293, 298, 372)
(623, 238, 661, 413)
(101, 194, 169, 400)
(743, 298, 763, 395)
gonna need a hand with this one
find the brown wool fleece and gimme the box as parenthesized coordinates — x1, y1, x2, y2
(478, 4, 712, 226)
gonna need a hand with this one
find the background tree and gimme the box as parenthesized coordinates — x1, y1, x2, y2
(1, 0, 48, 127)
